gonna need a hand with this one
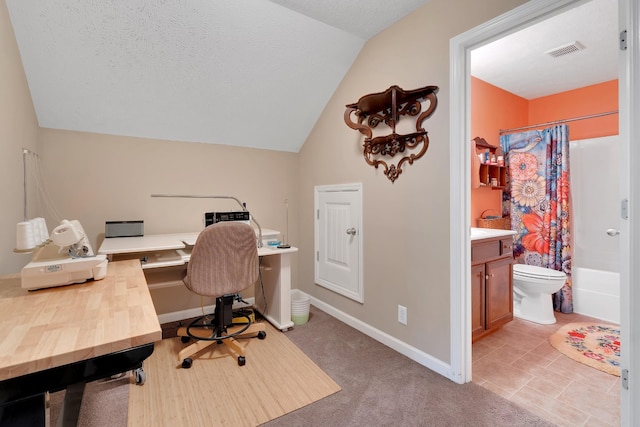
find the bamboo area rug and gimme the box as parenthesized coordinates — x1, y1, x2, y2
(549, 322, 620, 376)
(128, 321, 341, 426)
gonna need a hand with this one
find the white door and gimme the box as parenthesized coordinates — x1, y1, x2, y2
(314, 183, 363, 302)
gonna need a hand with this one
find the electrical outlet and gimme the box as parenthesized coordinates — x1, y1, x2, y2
(398, 305, 407, 325)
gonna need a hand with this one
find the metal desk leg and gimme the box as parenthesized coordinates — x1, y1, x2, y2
(56, 382, 85, 427)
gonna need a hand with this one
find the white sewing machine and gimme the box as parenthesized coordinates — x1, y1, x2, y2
(21, 220, 108, 290)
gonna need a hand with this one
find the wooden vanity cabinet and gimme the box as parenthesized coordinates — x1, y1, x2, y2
(471, 236, 514, 342)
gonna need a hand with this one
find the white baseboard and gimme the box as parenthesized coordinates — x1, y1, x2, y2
(157, 297, 255, 324)
(304, 292, 455, 381)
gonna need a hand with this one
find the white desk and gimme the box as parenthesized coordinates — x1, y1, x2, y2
(98, 232, 297, 331)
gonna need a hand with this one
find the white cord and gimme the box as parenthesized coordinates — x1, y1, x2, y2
(29, 152, 63, 223)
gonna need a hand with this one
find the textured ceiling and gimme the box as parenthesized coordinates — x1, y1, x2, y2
(472, 0, 618, 100)
(267, 0, 428, 39)
(7, 0, 617, 152)
(5, 0, 429, 152)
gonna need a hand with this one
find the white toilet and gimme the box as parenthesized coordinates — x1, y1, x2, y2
(512, 264, 567, 325)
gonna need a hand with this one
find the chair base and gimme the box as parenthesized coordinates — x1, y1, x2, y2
(177, 322, 266, 364)
(177, 301, 266, 367)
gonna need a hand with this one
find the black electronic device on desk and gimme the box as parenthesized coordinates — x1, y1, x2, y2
(204, 211, 251, 227)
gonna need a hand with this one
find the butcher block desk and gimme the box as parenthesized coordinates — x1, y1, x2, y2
(0, 260, 162, 427)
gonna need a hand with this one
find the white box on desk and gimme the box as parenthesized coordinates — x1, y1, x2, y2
(259, 228, 281, 246)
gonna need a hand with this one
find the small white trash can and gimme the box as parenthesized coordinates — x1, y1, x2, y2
(291, 289, 310, 325)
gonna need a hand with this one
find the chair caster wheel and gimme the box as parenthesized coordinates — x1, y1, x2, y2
(133, 368, 146, 385)
(258, 331, 266, 339)
(181, 336, 190, 343)
(238, 356, 246, 366)
(182, 358, 193, 369)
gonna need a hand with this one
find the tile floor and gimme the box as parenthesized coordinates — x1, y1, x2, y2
(473, 312, 620, 426)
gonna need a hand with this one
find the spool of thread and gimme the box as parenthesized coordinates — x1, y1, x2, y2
(16, 221, 36, 250)
(29, 218, 43, 245)
(36, 217, 49, 243)
(52, 220, 82, 246)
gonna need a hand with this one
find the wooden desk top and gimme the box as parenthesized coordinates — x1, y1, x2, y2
(0, 260, 162, 382)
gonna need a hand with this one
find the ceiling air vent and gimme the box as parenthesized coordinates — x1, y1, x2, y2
(545, 41, 585, 58)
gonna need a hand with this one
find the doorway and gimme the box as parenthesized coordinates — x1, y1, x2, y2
(449, 0, 637, 424)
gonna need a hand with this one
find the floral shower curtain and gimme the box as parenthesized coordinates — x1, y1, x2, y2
(500, 124, 573, 313)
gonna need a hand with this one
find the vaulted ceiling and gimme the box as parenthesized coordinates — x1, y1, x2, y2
(6, 0, 429, 152)
(6, 0, 617, 153)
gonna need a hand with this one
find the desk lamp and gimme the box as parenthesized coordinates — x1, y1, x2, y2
(150, 194, 263, 247)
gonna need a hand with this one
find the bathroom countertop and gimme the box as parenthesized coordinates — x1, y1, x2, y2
(470, 227, 516, 241)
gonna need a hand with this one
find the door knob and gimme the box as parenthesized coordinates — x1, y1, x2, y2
(346, 228, 357, 236)
(606, 228, 620, 236)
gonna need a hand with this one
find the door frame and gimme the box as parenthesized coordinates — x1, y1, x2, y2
(449, 0, 638, 423)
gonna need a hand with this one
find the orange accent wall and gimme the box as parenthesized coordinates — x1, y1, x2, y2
(471, 77, 527, 225)
(471, 78, 618, 224)
(529, 80, 618, 141)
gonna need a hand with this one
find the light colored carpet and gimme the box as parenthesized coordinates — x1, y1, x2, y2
(549, 322, 620, 376)
(49, 374, 130, 427)
(263, 307, 555, 427)
(49, 307, 554, 426)
(127, 320, 341, 426)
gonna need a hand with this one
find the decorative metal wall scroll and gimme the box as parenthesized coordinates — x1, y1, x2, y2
(344, 85, 439, 183)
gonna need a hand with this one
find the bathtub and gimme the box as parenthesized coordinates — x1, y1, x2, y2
(572, 267, 620, 324)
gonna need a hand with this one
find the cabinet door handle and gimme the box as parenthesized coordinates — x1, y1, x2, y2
(346, 227, 357, 236)
(485, 274, 494, 280)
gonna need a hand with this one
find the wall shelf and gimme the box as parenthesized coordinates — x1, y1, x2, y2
(479, 164, 507, 189)
(474, 137, 507, 190)
(344, 85, 439, 183)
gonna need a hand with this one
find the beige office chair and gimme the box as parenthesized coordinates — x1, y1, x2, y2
(177, 221, 266, 368)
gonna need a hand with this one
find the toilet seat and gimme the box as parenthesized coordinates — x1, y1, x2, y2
(513, 264, 566, 280)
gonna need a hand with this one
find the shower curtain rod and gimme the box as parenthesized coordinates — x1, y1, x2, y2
(498, 110, 618, 135)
